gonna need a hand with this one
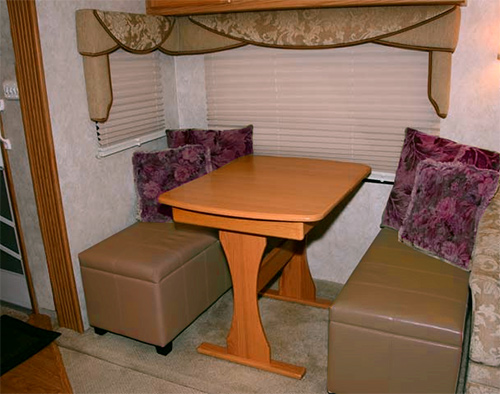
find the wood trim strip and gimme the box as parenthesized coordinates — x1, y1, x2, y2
(146, 0, 466, 16)
(6, 0, 84, 332)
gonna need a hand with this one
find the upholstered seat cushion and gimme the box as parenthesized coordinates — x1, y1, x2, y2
(364, 228, 470, 276)
(328, 227, 470, 393)
(79, 221, 230, 348)
(332, 228, 470, 347)
(79, 222, 219, 283)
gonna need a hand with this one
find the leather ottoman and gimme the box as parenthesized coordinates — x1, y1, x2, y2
(327, 228, 470, 393)
(79, 221, 231, 354)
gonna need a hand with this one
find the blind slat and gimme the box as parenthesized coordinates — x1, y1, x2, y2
(99, 123, 166, 145)
(99, 118, 165, 136)
(103, 108, 165, 127)
(96, 50, 166, 153)
(205, 44, 440, 173)
(110, 99, 165, 115)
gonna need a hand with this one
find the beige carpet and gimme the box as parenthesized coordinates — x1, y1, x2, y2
(56, 280, 343, 394)
(60, 347, 205, 393)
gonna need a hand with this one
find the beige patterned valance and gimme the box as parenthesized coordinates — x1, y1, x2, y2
(76, 9, 242, 121)
(76, 6, 460, 122)
(190, 6, 458, 49)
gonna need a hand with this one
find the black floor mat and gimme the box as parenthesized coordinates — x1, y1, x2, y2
(0, 314, 61, 376)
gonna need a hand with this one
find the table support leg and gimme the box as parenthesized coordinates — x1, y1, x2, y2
(223, 231, 269, 361)
(261, 239, 333, 309)
(197, 230, 306, 379)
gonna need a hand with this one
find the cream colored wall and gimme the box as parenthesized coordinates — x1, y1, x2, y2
(35, 0, 179, 327)
(174, 0, 500, 284)
(308, 182, 392, 283)
(1, 0, 54, 310)
(175, 56, 208, 129)
(441, 0, 500, 152)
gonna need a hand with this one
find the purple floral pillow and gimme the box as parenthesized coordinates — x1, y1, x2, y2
(133, 145, 212, 222)
(382, 128, 500, 230)
(166, 125, 253, 170)
(399, 160, 499, 270)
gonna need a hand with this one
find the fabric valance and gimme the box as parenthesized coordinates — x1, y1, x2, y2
(76, 5, 460, 122)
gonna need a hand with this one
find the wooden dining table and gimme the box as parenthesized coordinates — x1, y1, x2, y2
(158, 155, 371, 379)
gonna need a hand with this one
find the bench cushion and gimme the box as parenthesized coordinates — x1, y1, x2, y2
(328, 228, 470, 393)
(79, 222, 230, 347)
(79, 222, 219, 283)
(332, 228, 469, 346)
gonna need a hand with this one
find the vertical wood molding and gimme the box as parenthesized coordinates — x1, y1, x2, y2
(6, 0, 84, 332)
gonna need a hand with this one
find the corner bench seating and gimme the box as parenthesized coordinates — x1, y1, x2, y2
(78, 126, 253, 355)
(79, 221, 231, 355)
(327, 227, 470, 394)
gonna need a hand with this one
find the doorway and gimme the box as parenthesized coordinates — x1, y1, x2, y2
(0, 133, 31, 309)
(1, 0, 83, 331)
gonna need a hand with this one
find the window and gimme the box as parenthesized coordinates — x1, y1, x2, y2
(95, 50, 166, 157)
(205, 44, 440, 179)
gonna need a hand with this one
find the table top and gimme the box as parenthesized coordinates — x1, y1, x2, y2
(158, 155, 371, 223)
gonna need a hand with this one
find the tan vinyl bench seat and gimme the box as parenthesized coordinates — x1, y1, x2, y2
(79, 221, 231, 355)
(327, 228, 470, 394)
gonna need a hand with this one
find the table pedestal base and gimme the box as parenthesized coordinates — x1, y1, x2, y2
(197, 343, 306, 379)
(199, 231, 332, 379)
(261, 239, 333, 309)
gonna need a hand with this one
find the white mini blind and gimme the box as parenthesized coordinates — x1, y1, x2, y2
(96, 50, 166, 157)
(205, 44, 440, 176)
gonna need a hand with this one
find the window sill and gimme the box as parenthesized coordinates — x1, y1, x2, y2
(97, 131, 166, 158)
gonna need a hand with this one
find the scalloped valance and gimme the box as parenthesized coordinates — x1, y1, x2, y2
(76, 5, 460, 122)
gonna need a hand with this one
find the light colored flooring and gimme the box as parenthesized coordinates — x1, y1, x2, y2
(1, 281, 340, 394)
(0, 304, 205, 394)
(59, 347, 205, 394)
(1, 278, 470, 394)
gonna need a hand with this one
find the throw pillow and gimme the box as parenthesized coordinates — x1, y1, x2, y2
(382, 128, 500, 230)
(399, 160, 499, 270)
(166, 125, 253, 169)
(133, 145, 212, 223)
